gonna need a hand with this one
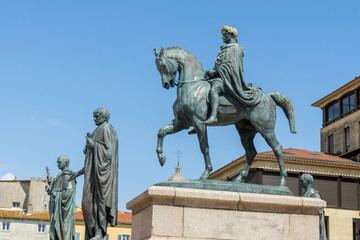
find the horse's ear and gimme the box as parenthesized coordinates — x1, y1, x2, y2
(160, 47, 164, 56)
(154, 48, 160, 58)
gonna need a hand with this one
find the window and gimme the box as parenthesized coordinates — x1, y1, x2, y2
(118, 235, 131, 240)
(345, 127, 350, 152)
(326, 101, 340, 122)
(1, 222, 10, 231)
(12, 202, 20, 208)
(37, 224, 46, 233)
(342, 92, 356, 114)
(353, 218, 360, 240)
(328, 135, 334, 154)
(75, 232, 81, 240)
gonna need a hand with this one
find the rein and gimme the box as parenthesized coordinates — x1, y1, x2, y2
(174, 77, 206, 84)
(162, 56, 205, 85)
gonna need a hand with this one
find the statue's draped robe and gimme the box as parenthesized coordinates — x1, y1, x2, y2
(48, 170, 76, 240)
(82, 122, 118, 239)
(303, 189, 327, 240)
(214, 43, 261, 105)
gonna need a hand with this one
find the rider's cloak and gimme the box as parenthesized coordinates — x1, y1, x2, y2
(48, 169, 76, 240)
(214, 43, 261, 105)
(82, 122, 118, 239)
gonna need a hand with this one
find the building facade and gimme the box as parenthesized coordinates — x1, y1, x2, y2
(0, 178, 132, 240)
(74, 210, 132, 240)
(0, 177, 49, 213)
(0, 210, 50, 240)
(209, 148, 360, 240)
(312, 76, 360, 160)
(0, 209, 132, 240)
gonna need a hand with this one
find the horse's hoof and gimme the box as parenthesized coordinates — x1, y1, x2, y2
(158, 155, 166, 167)
(234, 175, 245, 182)
(233, 171, 246, 182)
(199, 173, 209, 180)
(278, 177, 287, 186)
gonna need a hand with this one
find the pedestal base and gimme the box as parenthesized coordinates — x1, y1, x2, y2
(127, 186, 326, 240)
(155, 179, 294, 196)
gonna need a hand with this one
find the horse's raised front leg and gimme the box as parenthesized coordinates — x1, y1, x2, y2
(193, 119, 212, 180)
(157, 119, 187, 167)
(233, 124, 257, 183)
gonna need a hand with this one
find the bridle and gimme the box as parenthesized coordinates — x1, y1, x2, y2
(160, 56, 205, 86)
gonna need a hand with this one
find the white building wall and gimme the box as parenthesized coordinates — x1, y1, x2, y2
(0, 218, 49, 240)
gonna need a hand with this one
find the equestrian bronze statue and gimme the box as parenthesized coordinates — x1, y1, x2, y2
(154, 26, 296, 186)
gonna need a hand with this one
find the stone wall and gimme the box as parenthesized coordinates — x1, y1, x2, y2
(325, 208, 360, 240)
(0, 178, 49, 212)
(321, 110, 360, 155)
(127, 186, 326, 240)
(28, 178, 49, 212)
(0, 181, 29, 209)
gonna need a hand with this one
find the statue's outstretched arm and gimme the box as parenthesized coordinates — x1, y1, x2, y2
(68, 168, 84, 181)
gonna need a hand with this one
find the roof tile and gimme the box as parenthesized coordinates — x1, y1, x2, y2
(0, 209, 132, 224)
(210, 148, 360, 176)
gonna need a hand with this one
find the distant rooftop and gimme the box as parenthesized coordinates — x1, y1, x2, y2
(210, 148, 360, 177)
(258, 148, 360, 168)
(0, 177, 47, 183)
(0, 209, 132, 224)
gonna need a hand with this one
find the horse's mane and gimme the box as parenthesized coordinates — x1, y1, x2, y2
(165, 46, 192, 55)
(164, 46, 203, 70)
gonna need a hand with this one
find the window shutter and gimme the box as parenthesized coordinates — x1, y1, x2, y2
(341, 178, 358, 209)
(313, 176, 338, 208)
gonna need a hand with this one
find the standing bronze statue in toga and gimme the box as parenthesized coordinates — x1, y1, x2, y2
(70, 108, 119, 240)
(47, 156, 76, 240)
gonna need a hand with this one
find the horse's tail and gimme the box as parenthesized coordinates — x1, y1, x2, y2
(269, 92, 296, 134)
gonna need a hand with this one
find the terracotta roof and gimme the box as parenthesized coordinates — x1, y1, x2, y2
(0, 209, 132, 224)
(258, 148, 360, 167)
(0, 180, 31, 183)
(210, 148, 360, 177)
(0, 178, 47, 183)
(75, 210, 132, 224)
(117, 211, 132, 224)
(0, 210, 50, 220)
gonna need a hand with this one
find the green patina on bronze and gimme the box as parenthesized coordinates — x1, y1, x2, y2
(69, 108, 119, 240)
(300, 174, 327, 240)
(155, 179, 293, 196)
(47, 156, 76, 240)
(154, 26, 296, 187)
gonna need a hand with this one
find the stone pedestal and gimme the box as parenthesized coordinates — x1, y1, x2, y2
(127, 186, 326, 240)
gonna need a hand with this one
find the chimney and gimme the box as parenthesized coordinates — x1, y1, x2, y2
(27, 204, 33, 215)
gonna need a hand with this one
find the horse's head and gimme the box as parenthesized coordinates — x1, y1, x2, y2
(154, 48, 177, 89)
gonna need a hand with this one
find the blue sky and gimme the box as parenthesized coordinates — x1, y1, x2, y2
(0, 1, 359, 211)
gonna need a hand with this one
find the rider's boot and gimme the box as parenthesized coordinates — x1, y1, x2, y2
(188, 128, 196, 135)
(204, 86, 220, 125)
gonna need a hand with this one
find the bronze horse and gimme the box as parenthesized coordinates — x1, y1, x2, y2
(154, 47, 295, 186)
